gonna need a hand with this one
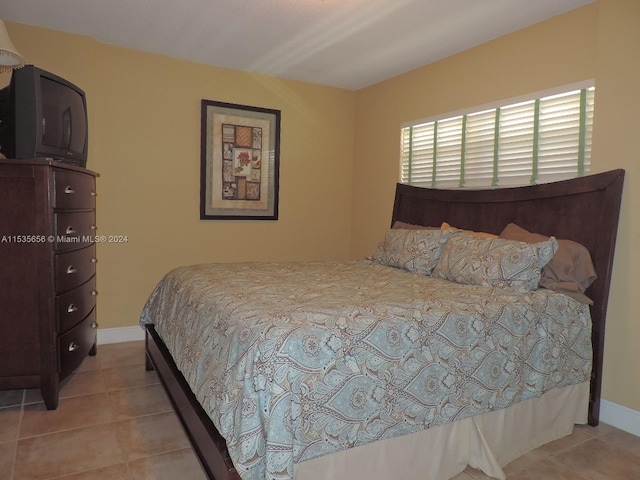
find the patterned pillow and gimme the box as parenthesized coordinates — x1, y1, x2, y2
(372, 228, 453, 275)
(432, 231, 558, 292)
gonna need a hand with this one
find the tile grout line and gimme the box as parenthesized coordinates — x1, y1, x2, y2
(89, 348, 137, 479)
(102, 357, 136, 479)
(9, 389, 27, 480)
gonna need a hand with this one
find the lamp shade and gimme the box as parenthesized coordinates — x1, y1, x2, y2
(0, 20, 24, 72)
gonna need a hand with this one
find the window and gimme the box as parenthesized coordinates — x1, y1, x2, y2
(400, 83, 595, 188)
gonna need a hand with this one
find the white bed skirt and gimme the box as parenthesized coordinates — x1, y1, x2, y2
(294, 382, 589, 480)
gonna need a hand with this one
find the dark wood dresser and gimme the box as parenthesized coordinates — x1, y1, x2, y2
(0, 159, 98, 410)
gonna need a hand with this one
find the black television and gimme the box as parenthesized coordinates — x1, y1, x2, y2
(0, 64, 88, 167)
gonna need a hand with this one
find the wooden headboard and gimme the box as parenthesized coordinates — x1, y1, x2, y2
(391, 169, 625, 426)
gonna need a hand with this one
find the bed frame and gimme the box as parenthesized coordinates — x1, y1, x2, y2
(144, 169, 625, 480)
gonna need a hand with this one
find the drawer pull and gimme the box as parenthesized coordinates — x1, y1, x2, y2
(65, 226, 76, 235)
(91, 257, 98, 264)
(91, 289, 98, 296)
(68, 342, 79, 352)
(91, 322, 99, 329)
(91, 224, 97, 231)
(90, 190, 97, 197)
(67, 304, 78, 313)
(64, 186, 75, 194)
(66, 265, 77, 274)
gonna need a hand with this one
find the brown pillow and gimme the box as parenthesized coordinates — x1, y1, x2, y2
(441, 222, 498, 238)
(392, 221, 438, 230)
(499, 223, 597, 304)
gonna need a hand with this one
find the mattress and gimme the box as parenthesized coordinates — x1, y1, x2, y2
(140, 260, 592, 480)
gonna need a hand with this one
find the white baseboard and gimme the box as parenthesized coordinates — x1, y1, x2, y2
(96, 327, 640, 438)
(600, 398, 640, 437)
(97, 326, 145, 344)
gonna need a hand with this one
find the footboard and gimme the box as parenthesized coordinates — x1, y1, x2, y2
(144, 324, 240, 480)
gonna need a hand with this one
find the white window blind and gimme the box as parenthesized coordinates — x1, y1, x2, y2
(401, 85, 595, 188)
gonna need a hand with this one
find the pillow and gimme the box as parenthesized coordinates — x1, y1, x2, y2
(372, 228, 453, 275)
(432, 231, 558, 293)
(392, 221, 438, 230)
(440, 222, 498, 238)
(499, 223, 597, 304)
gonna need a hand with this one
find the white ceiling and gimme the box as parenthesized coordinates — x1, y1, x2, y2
(1, 0, 594, 90)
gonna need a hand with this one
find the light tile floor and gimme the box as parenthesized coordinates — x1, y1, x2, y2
(0, 341, 206, 480)
(1, 341, 639, 479)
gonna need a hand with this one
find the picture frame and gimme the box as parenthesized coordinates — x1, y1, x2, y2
(200, 99, 281, 220)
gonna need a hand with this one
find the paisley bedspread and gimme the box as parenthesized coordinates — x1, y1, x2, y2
(139, 260, 592, 480)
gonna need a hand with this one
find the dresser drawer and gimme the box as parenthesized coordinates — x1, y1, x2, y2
(55, 244, 97, 293)
(57, 276, 97, 333)
(54, 211, 96, 251)
(53, 170, 96, 209)
(58, 308, 97, 378)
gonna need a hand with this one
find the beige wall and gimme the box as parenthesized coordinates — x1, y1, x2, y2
(3, 22, 356, 331)
(351, 0, 640, 413)
(350, 4, 598, 256)
(590, 0, 640, 414)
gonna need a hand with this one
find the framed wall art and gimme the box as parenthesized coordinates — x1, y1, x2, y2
(200, 99, 281, 220)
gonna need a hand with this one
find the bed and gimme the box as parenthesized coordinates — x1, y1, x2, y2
(141, 169, 624, 480)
